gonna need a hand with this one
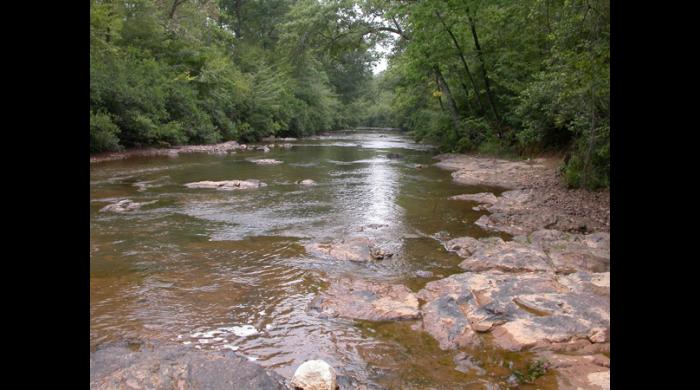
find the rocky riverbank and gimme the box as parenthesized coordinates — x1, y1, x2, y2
(301, 153, 610, 389)
(90, 150, 610, 389)
(89, 137, 297, 164)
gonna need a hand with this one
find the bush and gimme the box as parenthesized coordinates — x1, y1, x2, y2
(90, 112, 122, 153)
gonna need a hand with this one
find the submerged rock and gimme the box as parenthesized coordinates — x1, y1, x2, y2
(90, 344, 287, 390)
(536, 352, 610, 390)
(449, 192, 499, 205)
(251, 159, 283, 165)
(416, 271, 609, 353)
(453, 352, 486, 375)
(184, 179, 267, 190)
(99, 199, 157, 213)
(309, 278, 420, 321)
(305, 237, 392, 262)
(297, 179, 317, 186)
(290, 360, 337, 390)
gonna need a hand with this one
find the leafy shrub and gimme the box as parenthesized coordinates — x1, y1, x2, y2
(90, 112, 122, 153)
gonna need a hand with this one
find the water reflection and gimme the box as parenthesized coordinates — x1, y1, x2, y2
(90, 130, 506, 388)
(364, 158, 400, 227)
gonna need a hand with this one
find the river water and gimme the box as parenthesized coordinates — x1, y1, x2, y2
(90, 130, 556, 389)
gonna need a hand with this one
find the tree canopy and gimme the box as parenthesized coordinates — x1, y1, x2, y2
(90, 0, 609, 188)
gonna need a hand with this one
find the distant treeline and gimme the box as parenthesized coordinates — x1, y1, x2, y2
(91, 0, 609, 189)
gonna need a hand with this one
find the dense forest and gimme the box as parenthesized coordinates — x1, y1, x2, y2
(90, 0, 609, 188)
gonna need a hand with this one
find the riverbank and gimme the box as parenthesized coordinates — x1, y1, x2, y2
(89, 137, 299, 164)
(434, 154, 609, 234)
(90, 134, 609, 389)
(302, 152, 610, 389)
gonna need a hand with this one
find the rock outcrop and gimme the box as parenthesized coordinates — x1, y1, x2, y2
(416, 270, 609, 353)
(90, 344, 287, 390)
(444, 230, 610, 274)
(309, 278, 420, 321)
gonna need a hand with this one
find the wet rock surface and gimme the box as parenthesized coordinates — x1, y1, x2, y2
(99, 199, 157, 213)
(308, 278, 420, 321)
(536, 352, 610, 390)
(184, 179, 267, 190)
(90, 344, 288, 390)
(305, 237, 393, 262)
(453, 352, 486, 375)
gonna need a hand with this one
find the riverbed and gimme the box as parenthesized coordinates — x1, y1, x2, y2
(91, 130, 566, 388)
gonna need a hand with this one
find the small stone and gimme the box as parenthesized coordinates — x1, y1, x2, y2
(290, 360, 337, 390)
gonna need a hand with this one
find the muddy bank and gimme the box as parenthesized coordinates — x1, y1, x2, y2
(90, 139, 298, 163)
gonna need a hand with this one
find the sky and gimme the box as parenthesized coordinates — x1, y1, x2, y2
(371, 40, 393, 75)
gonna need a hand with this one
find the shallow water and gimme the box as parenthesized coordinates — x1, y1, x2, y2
(90, 130, 556, 388)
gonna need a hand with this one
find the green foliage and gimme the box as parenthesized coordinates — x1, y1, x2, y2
(90, 112, 122, 153)
(90, 0, 375, 152)
(90, 0, 610, 189)
(373, 0, 609, 189)
(511, 359, 550, 385)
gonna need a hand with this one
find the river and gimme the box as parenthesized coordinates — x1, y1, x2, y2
(90, 130, 556, 388)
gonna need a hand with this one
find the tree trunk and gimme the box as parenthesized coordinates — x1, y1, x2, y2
(434, 74, 445, 111)
(435, 10, 484, 114)
(168, 0, 186, 20)
(467, 8, 502, 133)
(234, 0, 243, 38)
(433, 65, 461, 130)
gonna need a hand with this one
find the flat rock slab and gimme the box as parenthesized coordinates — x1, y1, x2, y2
(416, 271, 609, 353)
(99, 199, 157, 213)
(305, 237, 393, 262)
(433, 154, 548, 188)
(184, 179, 267, 190)
(445, 230, 609, 274)
(454, 237, 554, 273)
(309, 278, 420, 321)
(518, 229, 610, 273)
(90, 344, 287, 390)
(437, 154, 609, 233)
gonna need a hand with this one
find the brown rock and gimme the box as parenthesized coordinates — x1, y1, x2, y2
(309, 278, 420, 321)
